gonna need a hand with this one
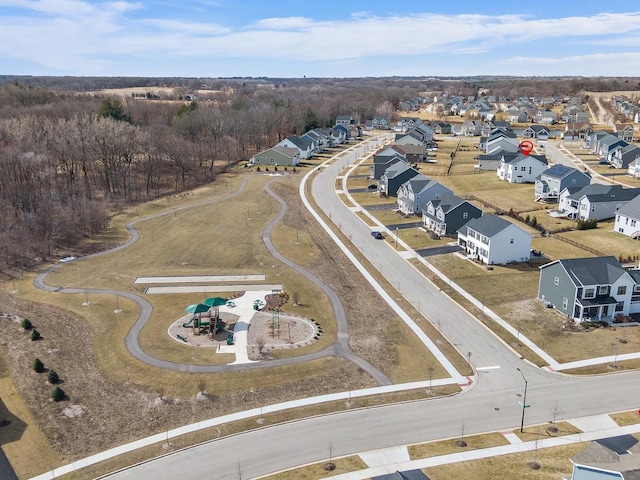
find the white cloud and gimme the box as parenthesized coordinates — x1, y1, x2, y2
(1, 6, 640, 75)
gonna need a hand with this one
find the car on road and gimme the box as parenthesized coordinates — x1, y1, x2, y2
(371, 231, 384, 239)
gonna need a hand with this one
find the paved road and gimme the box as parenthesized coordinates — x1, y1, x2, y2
(72, 138, 640, 480)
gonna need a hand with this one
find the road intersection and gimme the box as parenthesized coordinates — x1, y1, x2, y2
(32, 137, 640, 480)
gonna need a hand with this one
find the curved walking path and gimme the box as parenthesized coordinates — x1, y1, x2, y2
(32, 172, 390, 382)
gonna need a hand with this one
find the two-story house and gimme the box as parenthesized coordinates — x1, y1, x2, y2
(538, 256, 640, 322)
(276, 136, 314, 159)
(497, 153, 548, 183)
(457, 214, 532, 265)
(379, 163, 421, 197)
(534, 164, 591, 202)
(559, 184, 640, 221)
(422, 194, 482, 236)
(397, 176, 452, 215)
(614, 195, 640, 238)
(523, 125, 551, 140)
(372, 147, 407, 179)
(611, 144, 640, 169)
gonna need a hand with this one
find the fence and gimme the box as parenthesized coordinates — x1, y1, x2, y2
(551, 234, 606, 256)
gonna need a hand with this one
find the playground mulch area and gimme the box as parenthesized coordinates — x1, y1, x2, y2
(168, 312, 241, 347)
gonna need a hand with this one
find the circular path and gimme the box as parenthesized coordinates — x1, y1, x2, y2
(33, 174, 391, 384)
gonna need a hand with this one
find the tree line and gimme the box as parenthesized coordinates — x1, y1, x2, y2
(0, 80, 417, 276)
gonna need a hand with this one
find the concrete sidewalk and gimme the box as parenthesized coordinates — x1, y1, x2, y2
(323, 414, 640, 480)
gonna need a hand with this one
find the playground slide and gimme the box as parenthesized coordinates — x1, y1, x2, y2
(182, 317, 211, 328)
(182, 317, 194, 328)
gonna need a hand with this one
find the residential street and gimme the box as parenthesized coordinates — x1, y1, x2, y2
(100, 137, 640, 480)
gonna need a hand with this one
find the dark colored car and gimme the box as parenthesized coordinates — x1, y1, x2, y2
(371, 231, 383, 239)
(368, 184, 378, 190)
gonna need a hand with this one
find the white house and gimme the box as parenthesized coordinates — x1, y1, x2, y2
(614, 195, 640, 238)
(457, 214, 532, 265)
(497, 153, 548, 183)
(559, 184, 640, 221)
(276, 136, 314, 159)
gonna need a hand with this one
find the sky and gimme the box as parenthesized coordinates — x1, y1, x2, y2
(1, 0, 640, 78)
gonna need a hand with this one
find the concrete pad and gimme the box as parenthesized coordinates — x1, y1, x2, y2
(144, 284, 283, 294)
(134, 275, 265, 284)
(568, 414, 619, 432)
(359, 446, 410, 467)
(501, 432, 522, 444)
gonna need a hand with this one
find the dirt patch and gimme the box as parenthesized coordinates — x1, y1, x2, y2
(246, 312, 318, 359)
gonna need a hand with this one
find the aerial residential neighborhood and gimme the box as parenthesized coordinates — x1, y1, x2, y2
(4, 2, 640, 480)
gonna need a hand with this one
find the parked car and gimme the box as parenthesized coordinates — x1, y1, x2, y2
(371, 231, 384, 239)
(368, 184, 378, 190)
(599, 160, 610, 165)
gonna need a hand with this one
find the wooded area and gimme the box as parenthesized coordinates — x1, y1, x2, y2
(0, 76, 638, 277)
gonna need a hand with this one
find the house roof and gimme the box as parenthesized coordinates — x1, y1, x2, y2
(271, 146, 300, 158)
(525, 125, 550, 133)
(539, 164, 588, 180)
(543, 256, 627, 287)
(579, 186, 640, 204)
(282, 136, 312, 150)
(563, 183, 618, 200)
(383, 163, 416, 180)
(424, 193, 469, 217)
(615, 194, 640, 219)
(372, 469, 430, 480)
(402, 174, 431, 194)
(502, 153, 548, 165)
(459, 213, 519, 237)
(479, 151, 518, 162)
(571, 436, 640, 479)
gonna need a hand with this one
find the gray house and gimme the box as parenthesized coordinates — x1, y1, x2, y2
(422, 194, 482, 236)
(559, 184, 640, 221)
(475, 151, 517, 171)
(611, 143, 640, 169)
(523, 125, 551, 140)
(372, 147, 408, 179)
(249, 146, 300, 167)
(379, 163, 421, 196)
(534, 164, 591, 202)
(569, 435, 640, 480)
(538, 256, 640, 322)
(397, 176, 452, 215)
(276, 136, 314, 159)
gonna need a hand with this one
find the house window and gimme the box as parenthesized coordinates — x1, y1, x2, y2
(510, 238, 514, 244)
(554, 276, 559, 286)
(270, 158, 275, 163)
(599, 286, 609, 295)
(618, 285, 627, 295)
(521, 166, 526, 171)
(562, 297, 568, 309)
(584, 288, 595, 299)
(571, 179, 576, 184)
(591, 205, 596, 212)
(463, 212, 468, 219)
(632, 220, 637, 227)
(616, 301, 624, 312)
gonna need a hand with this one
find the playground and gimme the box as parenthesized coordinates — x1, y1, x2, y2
(167, 290, 319, 364)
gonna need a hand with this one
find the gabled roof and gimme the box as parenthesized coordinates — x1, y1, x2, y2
(429, 193, 467, 214)
(539, 164, 588, 180)
(525, 125, 550, 133)
(372, 470, 430, 480)
(373, 152, 405, 164)
(487, 130, 517, 142)
(542, 256, 627, 286)
(570, 435, 640, 478)
(282, 136, 312, 150)
(578, 186, 640, 204)
(401, 174, 431, 194)
(270, 146, 300, 158)
(459, 213, 519, 237)
(383, 162, 415, 180)
(615, 194, 640, 219)
(479, 151, 518, 162)
(502, 153, 548, 165)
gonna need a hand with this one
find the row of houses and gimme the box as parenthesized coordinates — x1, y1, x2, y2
(249, 122, 353, 167)
(372, 140, 534, 265)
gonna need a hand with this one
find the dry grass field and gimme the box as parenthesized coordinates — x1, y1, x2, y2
(1, 154, 474, 477)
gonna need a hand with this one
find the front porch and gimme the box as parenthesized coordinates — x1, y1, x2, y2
(574, 296, 618, 323)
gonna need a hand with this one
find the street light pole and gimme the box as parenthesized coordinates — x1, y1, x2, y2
(516, 368, 529, 433)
